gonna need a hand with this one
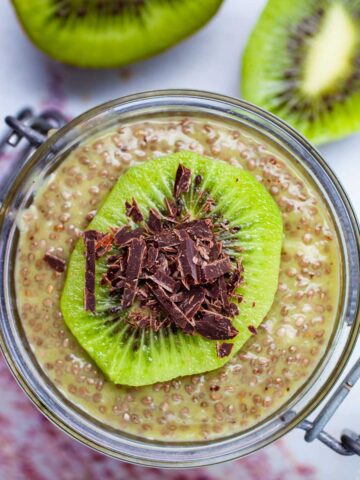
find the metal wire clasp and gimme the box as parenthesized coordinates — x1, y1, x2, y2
(283, 356, 360, 456)
(2, 108, 66, 149)
(0, 108, 67, 204)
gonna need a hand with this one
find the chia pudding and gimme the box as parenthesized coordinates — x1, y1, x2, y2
(15, 116, 339, 442)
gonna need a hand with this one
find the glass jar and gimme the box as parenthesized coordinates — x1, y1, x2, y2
(0, 90, 359, 467)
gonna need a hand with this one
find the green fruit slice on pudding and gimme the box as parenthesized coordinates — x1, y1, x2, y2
(60, 152, 283, 386)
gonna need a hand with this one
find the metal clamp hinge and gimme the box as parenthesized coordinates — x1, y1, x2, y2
(284, 356, 360, 456)
(1, 108, 67, 150)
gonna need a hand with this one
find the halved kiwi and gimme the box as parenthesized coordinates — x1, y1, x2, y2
(61, 152, 283, 386)
(11, 0, 223, 68)
(242, 0, 360, 145)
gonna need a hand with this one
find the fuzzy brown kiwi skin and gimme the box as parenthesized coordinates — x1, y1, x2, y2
(11, 0, 224, 69)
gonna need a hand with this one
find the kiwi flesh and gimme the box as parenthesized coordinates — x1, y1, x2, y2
(11, 0, 223, 68)
(242, 0, 360, 145)
(61, 152, 283, 386)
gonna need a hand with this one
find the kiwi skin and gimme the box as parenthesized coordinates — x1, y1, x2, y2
(241, 0, 360, 145)
(11, 0, 223, 68)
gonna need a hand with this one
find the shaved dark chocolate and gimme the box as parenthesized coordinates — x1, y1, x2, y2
(228, 302, 239, 317)
(200, 257, 232, 282)
(114, 226, 143, 247)
(154, 231, 179, 248)
(122, 238, 146, 309)
(95, 232, 113, 259)
(203, 197, 215, 213)
(107, 254, 119, 264)
(204, 281, 220, 300)
(144, 245, 158, 270)
(157, 253, 170, 275)
(170, 291, 187, 303)
(148, 270, 178, 293)
(218, 276, 230, 313)
(209, 240, 222, 261)
(176, 229, 200, 285)
(165, 198, 178, 218)
(125, 198, 143, 223)
(195, 311, 238, 340)
(148, 283, 190, 329)
(180, 287, 205, 320)
(248, 325, 257, 335)
(83, 229, 103, 241)
(174, 164, 191, 198)
(176, 198, 184, 217)
(43, 252, 66, 273)
(216, 342, 234, 358)
(106, 263, 123, 281)
(178, 219, 213, 242)
(147, 208, 162, 233)
(194, 174, 202, 187)
(226, 263, 244, 294)
(84, 231, 96, 313)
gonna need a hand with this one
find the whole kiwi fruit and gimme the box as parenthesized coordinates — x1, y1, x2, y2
(242, 0, 360, 145)
(11, 0, 223, 68)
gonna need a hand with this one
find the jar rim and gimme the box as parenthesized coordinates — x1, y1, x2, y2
(0, 89, 359, 467)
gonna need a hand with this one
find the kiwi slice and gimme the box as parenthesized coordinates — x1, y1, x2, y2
(242, 0, 360, 145)
(11, 0, 223, 68)
(61, 152, 283, 386)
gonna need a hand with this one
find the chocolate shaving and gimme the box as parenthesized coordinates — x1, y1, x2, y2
(165, 198, 178, 218)
(84, 231, 97, 313)
(114, 226, 143, 247)
(176, 229, 200, 286)
(218, 276, 230, 314)
(95, 232, 113, 259)
(147, 270, 178, 293)
(144, 245, 158, 270)
(125, 198, 144, 223)
(170, 291, 187, 303)
(228, 302, 239, 317)
(178, 219, 213, 242)
(122, 237, 146, 309)
(209, 240, 222, 261)
(43, 252, 66, 273)
(194, 175, 202, 187)
(199, 258, 232, 283)
(216, 342, 234, 358)
(227, 261, 244, 294)
(180, 287, 205, 319)
(147, 208, 162, 233)
(148, 283, 190, 329)
(154, 231, 179, 248)
(174, 164, 191, 198)
(248, 325, 257, 335)
(195, 311, 238, 340)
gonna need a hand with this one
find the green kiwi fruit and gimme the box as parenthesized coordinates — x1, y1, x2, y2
(242, 0, 360, 145)
(11, 0, 223, 68)
(61, 152, 283, 386)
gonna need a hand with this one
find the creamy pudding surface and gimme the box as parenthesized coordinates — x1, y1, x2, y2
(16, 116, 339, 441)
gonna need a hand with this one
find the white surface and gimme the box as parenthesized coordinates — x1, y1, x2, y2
(0, 0, 360, 478)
